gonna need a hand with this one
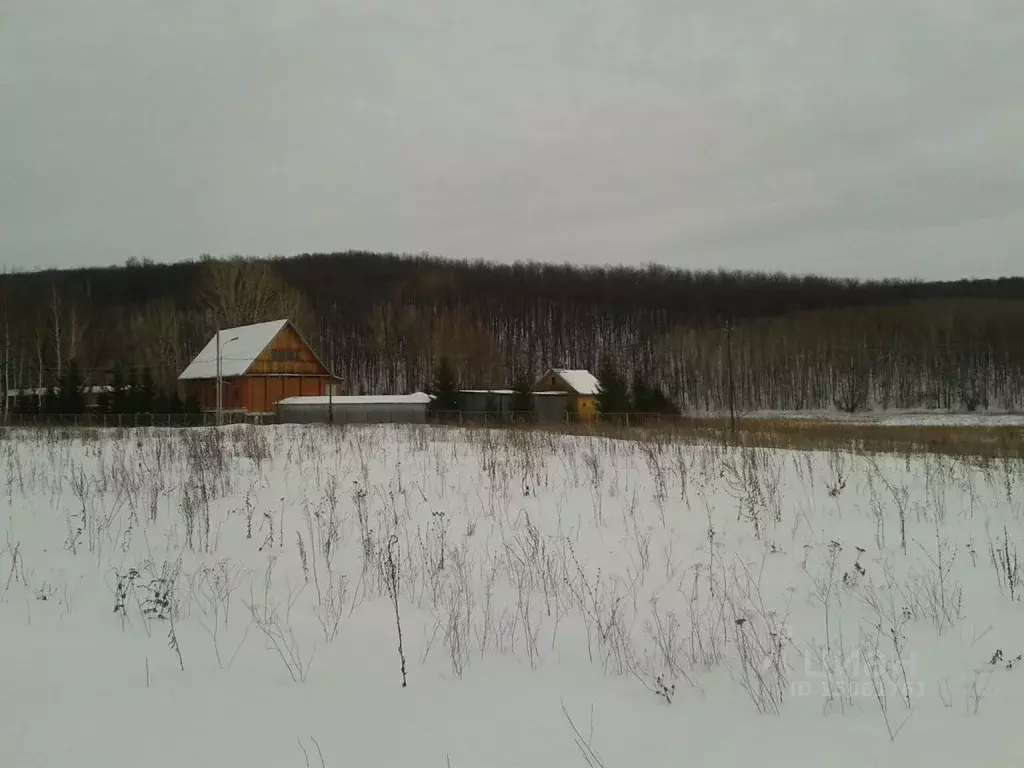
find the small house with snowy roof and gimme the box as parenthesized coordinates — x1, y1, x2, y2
(532, 368, 601, 422)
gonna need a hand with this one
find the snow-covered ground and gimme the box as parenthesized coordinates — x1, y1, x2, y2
(2, 425, 1022, 767)
(739, 409, 1024, 427)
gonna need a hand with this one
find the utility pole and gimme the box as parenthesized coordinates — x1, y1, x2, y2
(328, 373, 334, 425)
(215, 331, 238, 427)
(215, 327, 222, 427)
(1, 317, 9, 422)
(726, 319, 736, 433)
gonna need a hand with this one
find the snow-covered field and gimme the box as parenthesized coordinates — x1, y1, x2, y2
(741, 409, 1024, 428)
(2, 425, 1022, 767)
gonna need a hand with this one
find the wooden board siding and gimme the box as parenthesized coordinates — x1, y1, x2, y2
(187, 380, 214, 412)
(185, 376, 332, 414)
(226, 378, 243, 409)
(185, 381, 203, 410)
(284, 377, 300, 401)
(248, 324, 328, 377)
(250, 375, 329, 413)
(533, 372, 560, 392)
(575, 396, 598, 421)
(268, 377, 283, 412)
(249, 377, 267, 414)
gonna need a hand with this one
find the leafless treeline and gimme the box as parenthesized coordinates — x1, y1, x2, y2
(2, 253, 1023, 412)
(660, 303, 1024, 412)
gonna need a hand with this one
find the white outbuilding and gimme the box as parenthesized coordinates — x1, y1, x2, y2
(277, 392, 432, 424)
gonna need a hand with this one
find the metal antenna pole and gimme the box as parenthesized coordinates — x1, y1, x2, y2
(216, 328, 222, 427)
(726, 320, 736, 433)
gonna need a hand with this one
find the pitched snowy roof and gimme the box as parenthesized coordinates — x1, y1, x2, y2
(279, 393, 432, 406)
(178, 319, 289, 380)
(543, 369, 601, 396)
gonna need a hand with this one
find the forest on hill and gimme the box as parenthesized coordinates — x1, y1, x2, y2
(2, 251, 1024, 413)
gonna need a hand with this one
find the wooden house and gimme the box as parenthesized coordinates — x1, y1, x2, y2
(532, 369, 601, 421)
(178, 319, 337, 414)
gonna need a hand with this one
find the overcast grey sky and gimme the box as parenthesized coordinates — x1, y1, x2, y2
(3, 1, 1022, 279)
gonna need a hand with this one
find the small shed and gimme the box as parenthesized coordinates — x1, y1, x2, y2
(277, 393, 432, 424)
(533, 369, 601, 421)
(457, 389, 517, 414)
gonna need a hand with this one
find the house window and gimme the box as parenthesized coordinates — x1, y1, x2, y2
(271, 349, 300, 363)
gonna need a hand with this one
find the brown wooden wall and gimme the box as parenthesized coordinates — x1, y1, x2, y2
(184, 375, 334, 414)
(243, 375, 331, 413)
(533, 372, 562, 393)
(248, 324, 329, 377)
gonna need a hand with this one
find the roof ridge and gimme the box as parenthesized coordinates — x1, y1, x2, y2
(178, 319, 294, 381)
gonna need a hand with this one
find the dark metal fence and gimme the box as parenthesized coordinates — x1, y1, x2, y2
(0, 411, 270, 428)
(0, 409, 691, 429)
(425, 410, 678, 427)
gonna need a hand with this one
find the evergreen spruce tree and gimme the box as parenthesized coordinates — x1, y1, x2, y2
(649, 385, 680, 415)
(164, 390, 184, 414)
(124, 369, 140, 413)
(430, 356, 459, 413)
(43, 377, 60, 415)
(632, 372, 652, 413)
(596, 357, 629, 414)
(58, 359, 86, 414)
(110, 366, 129, 413)
(511, 367, 533, 418)
(96, 387, 112, 414)
(136, 366, 156, 413)
(18, 393, 40, 415)
(184, 392, 201, 415)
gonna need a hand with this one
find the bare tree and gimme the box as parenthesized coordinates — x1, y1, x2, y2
(129, 298, 190, 393)
(0, 272, 9, 416)
(49, 284, 63, 380)
(196, 257, 312, 333)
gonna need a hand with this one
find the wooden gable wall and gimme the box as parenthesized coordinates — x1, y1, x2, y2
(533, 371, 564, 393)
(248, 324, 328, 377)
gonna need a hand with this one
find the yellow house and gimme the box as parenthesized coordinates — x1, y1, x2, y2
(533, 368, 601, 422)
